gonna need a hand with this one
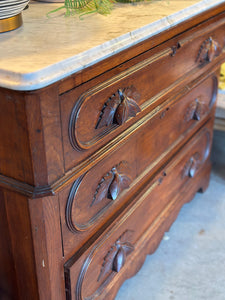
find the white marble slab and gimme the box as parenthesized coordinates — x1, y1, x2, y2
(0, 0, 224, 91)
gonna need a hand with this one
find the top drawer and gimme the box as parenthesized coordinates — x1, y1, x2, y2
(60, 15, 225, 171)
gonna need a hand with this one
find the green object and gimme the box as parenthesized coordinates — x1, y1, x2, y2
(48, 0, 115, 17)
(48, 0, 146, 18)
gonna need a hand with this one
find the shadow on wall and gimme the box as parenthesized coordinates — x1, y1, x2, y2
(211, 129, 225, 180)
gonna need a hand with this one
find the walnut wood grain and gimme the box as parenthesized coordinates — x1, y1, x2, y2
(64, 122, 213, 300)
(28, 195, 65, 300)
(59, 72, 219, 257)
(0, 6, 225, 300)
(0, 87, 64, 187)
(0, 90, 34, 184)
(0, 189, 39, 300)
(0, 68, 219, 201)
(101, 162, 212, 300)
(0, 189, 18, 300)
(64, 18, 225, 157)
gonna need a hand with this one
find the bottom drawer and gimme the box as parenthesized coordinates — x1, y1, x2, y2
(64, 121, 213, 300)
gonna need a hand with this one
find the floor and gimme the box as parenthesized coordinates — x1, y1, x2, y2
(115, 130, 225, 300)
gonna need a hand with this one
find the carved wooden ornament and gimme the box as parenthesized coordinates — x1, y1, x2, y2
(91, 161, 132, 207)
(96, 87, 141, 129)
(97, 230, 134, 282)
(182, 152, 201, 178)
(196, 37, 221, 64)
(65, 161, 132, 233)
(185, 98, 207, 122)
(185, 76, 218, 123)
(182, 131, 211, 179)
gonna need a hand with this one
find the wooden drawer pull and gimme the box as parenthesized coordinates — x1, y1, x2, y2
(197, 37, 221, 64)
(98, 230, 134, 282)
(183, 153, 201, 179)
(182, 130, 211, 179)
(185, 98, 207, 122)
(192, 99, 201, 121)
(96, 88, 141, 129)
(188, 157, 198, 178)
(91, 161, 132, 206)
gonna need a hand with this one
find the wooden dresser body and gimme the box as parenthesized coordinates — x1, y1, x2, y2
(0, 3, 225, 299)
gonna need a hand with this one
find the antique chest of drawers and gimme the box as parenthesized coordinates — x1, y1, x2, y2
(0, 1, 225, 299)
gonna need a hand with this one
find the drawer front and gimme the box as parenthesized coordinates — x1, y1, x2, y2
(60, 17, 225, 171)
(60, 73, 217, 256)
(64, 122, 213, 300)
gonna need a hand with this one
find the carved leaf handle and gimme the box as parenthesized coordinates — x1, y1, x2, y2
(197, 37, 221, 64)
(185, 98, 208, 122)
(91, 161, 132, 207)
(96, 87, 141, 129)
(188, 157, 198, 178)
(112, 241, 134, 272)
(112, 248, 125, 272)
(182, 152, 200, 179)
(109, 165, 131, 200)
(182, 130, 211, 179)
(98, 230, 134, 282)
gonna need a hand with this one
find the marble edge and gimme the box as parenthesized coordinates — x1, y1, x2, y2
(0, 0, 224, 91)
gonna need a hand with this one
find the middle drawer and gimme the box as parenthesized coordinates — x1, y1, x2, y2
(59, 73, 217, 257)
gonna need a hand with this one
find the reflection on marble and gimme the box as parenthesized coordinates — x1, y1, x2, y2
(0, 0, 224, 90)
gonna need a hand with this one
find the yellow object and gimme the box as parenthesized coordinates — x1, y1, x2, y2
(219, 63, 225, 90)
(0, 14, 23, 33)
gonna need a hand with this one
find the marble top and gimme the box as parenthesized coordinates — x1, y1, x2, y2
(0, 0, 224, 91)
